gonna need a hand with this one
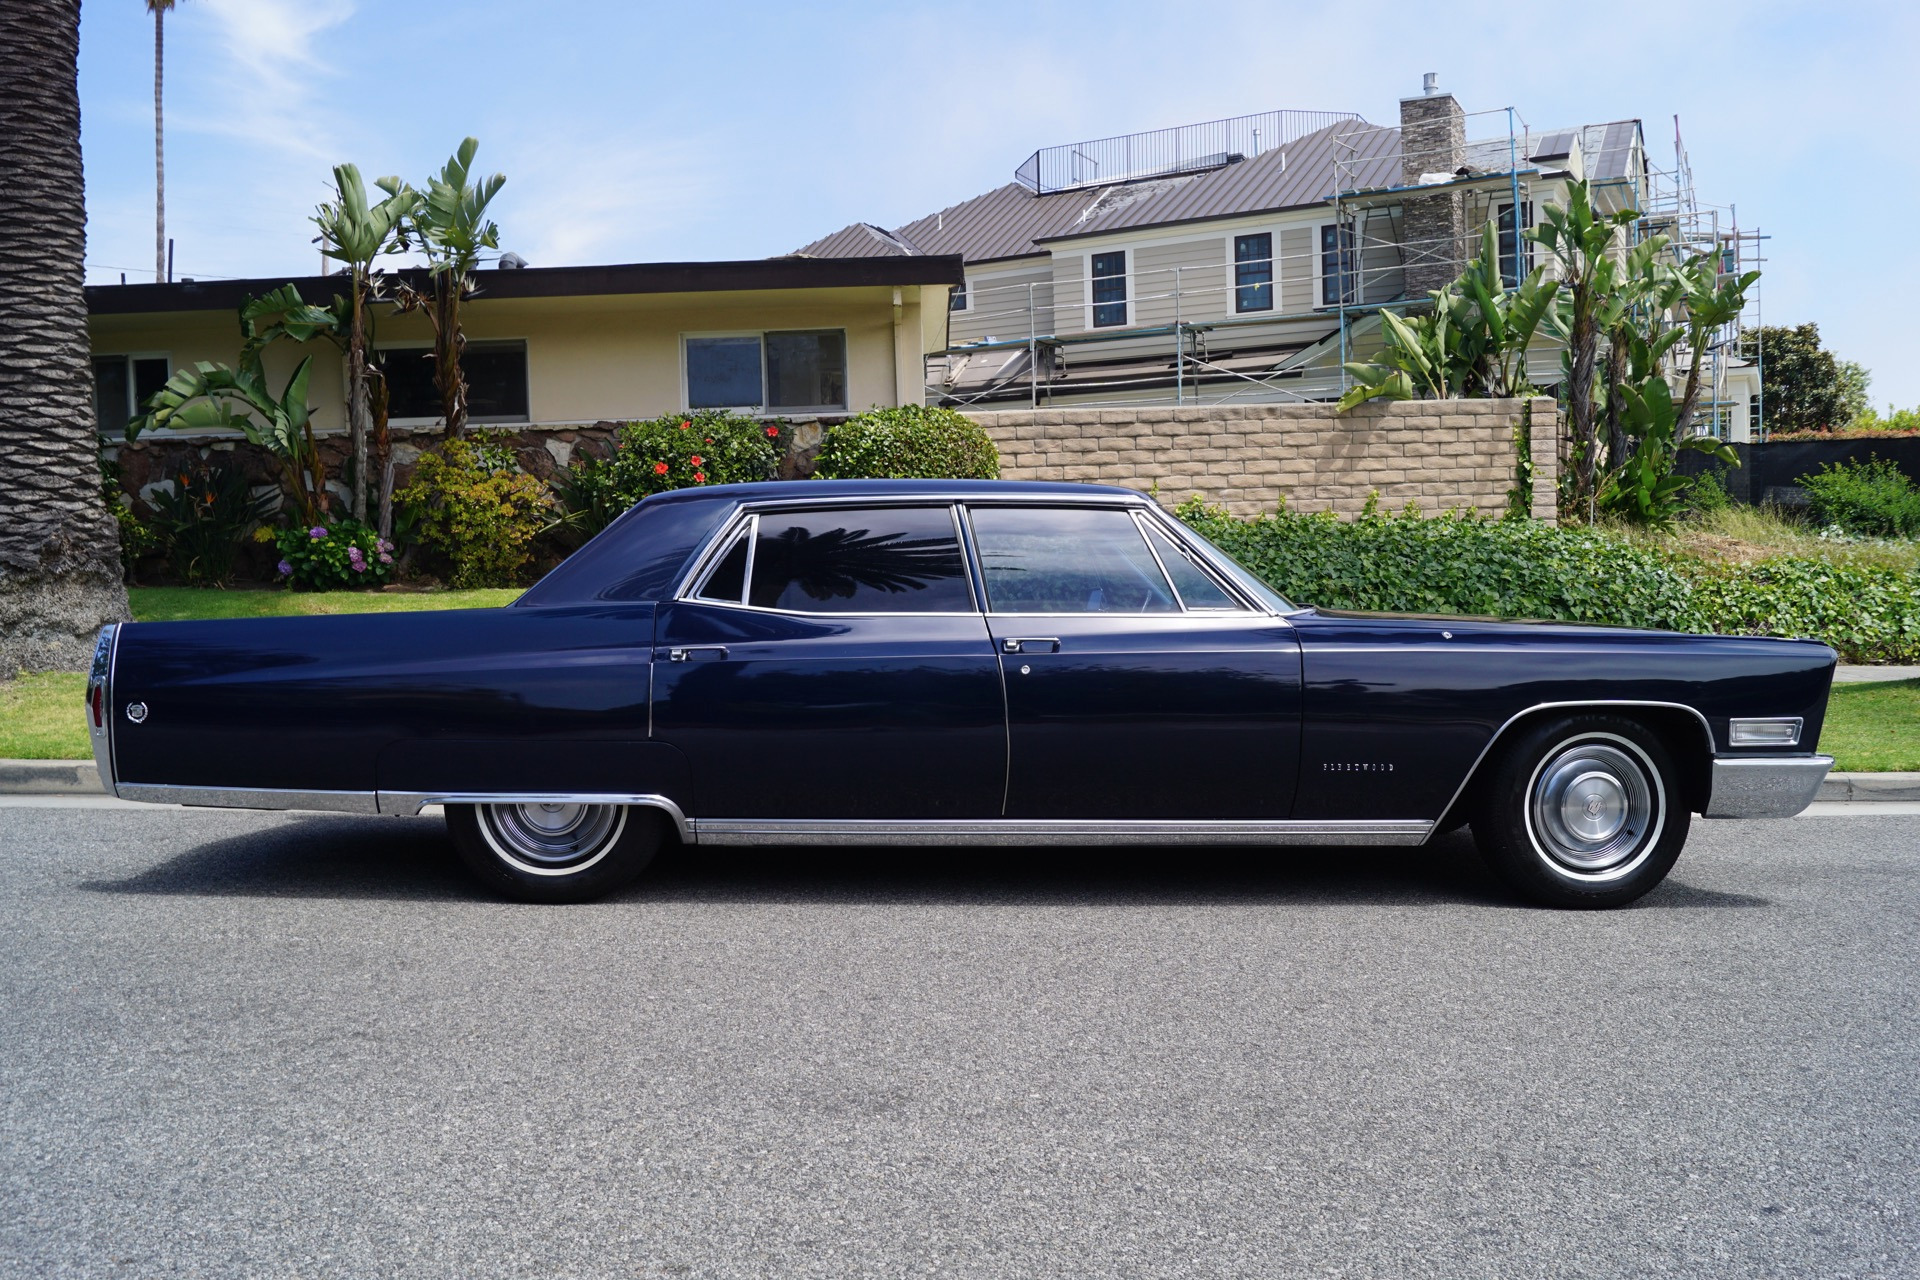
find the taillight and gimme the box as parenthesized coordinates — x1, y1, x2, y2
(89, 683, 104, 729)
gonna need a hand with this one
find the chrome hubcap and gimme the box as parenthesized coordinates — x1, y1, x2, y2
(1528, 739, 1659, 878)
(479, 802, 624, 875)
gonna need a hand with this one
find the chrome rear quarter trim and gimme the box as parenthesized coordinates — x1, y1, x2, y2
(380, 792, 693, 841)
(691, 818, 1433, 847)
(116, 784, 381, 814)
(1704, 755, 1834, 819)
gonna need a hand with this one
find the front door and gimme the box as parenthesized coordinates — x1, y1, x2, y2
(651, 503, 1004, 819)
(968, 505, 1302, 819)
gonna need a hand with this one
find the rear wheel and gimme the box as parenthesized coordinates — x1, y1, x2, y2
(1469, 715, 1689, 908)
(447, 802, 664, 903)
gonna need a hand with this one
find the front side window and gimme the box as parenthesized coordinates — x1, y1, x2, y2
(1141, 520, 1244, 610)
(92, 354, 170, 435)
(1091, 251, 1127, 328)
(1321, 224, 1356, 305)
(377, 341, 529, 423)
(1234, 233, 1273, 313)
(686, 331, 848, 412)
(742, 506, 972, 613)
(969, 506, 1177, 614)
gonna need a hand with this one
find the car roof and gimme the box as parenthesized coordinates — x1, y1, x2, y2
(640, 478, 1147, 507)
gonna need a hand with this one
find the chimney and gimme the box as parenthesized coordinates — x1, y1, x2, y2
(1399, 73, 1467, 300)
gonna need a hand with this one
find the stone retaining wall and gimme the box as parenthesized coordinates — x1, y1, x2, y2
(965, 397, 1559, 521)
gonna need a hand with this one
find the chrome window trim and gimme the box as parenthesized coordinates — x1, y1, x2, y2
(1132, 505, 1286, 616)
(1728, 716, 1803, 747)
(690, 817, 1433, 847)
(1130, 510, 1250, 614)
(1429, 699, 1720, 831)
(689, 520, 753, 605)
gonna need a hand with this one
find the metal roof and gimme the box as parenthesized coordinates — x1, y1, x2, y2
(800, 118, 1642, 266)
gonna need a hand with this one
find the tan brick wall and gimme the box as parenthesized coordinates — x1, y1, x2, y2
(966, 397, 1560, 522)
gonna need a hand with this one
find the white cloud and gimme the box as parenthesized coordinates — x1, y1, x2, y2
(491, 133, 722, 268)
(175, 0, 356, 162)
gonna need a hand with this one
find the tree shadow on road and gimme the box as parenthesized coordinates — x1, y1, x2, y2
(75, 814, 1769, 910)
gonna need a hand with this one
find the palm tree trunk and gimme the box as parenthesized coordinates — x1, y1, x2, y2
(154, 5, 165, 282)
(347, 273, 368, 520)
(0, 0, 132, 675)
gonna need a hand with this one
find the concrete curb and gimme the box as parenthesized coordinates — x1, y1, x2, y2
(4, 760, 1918, 806)
(0, 759, 101, 795)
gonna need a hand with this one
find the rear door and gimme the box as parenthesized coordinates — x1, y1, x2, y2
(967, 504, 1302, 819)
(651, 503, 1005, 820)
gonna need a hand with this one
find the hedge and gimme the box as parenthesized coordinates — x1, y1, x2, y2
(1176, 499, 1920, 664)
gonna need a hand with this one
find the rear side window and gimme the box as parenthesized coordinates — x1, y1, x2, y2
(969, 507, 1178, 613)
(745, 507, 973, 613)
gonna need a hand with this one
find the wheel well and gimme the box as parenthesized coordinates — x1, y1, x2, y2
(1437, 704, 1715, 829)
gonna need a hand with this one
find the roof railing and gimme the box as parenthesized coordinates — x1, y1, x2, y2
(1013, 109, 1364, 196)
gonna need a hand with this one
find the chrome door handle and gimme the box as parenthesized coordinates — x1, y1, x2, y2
(667, 645, 729, 662)
(1002, 637, 1061, 654)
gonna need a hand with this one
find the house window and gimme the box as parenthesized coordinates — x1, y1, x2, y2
(92, 354, 170, 435)
(1234, 233, 1273, 313)
(1320, 224, 1356, 306)
(375, 341, 529, 423)
(1496, 202, 1533, 286)
(1091, 251, 1127, 328)
(950, 280, 968, 312)
(686, 330, 848, 413)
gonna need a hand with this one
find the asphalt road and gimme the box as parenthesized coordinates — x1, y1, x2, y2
(1, 806, 1916, 1279)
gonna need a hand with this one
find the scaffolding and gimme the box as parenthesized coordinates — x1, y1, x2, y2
(928, 107, 1767, 435)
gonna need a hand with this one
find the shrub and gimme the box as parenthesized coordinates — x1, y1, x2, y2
(1798, 457, 1920, 538)
(552, 410, 780, 543)
(813, 404, 1000, 480)
(272, 518, 394, 590)
(1681, 469, 1734, 518)
(397, 434, 556, 588)
(1175, 498, 1920, 663)
(147, 461, 275, 586)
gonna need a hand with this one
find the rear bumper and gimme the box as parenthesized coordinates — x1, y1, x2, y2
(1704, 754, 1834, 818)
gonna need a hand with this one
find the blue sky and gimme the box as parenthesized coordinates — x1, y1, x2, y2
(78, 0, 1920, 407)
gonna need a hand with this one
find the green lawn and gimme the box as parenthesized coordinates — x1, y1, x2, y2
(0, 672, 87, 760)
(1821, 679, 1920, 772)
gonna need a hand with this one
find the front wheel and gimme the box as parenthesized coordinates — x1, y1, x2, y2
(447, 802, 664, 903)
(1469, 715, 1690, 909)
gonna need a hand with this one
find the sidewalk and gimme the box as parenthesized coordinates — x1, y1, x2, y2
(1836, 665, 1920, 683)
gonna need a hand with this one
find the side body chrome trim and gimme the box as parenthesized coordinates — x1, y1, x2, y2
(116, 784, 382, 814)
(1428, 699, 1718, 831)
(87, 624, 120, 795)
(380, 791, 693, 841)
(1704, 755, 1833, 819)
(689, 818, 1433, 847)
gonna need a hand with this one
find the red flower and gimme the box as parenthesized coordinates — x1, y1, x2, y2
(694, 472, 707, 483)
(766, 426, 779, 437)
(653, 461, 670, 475)
(704, 438, 712, 444)
(690, 455, 704, 466)
(680, 420, 691, 430)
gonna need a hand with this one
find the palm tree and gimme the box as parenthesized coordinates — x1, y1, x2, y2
(0, 0, 131, 675)
(146, 0, 181, 282)
(393, 138, 505, 439)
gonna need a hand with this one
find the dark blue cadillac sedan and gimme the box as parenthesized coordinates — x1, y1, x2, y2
(86, 480, 1835, 907)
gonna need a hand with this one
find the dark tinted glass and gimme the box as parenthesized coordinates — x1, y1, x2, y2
(1234, 233, 1273, 313)
(1143, 521, 1242, 609)
(376, 344, 524, 422)
(132, 357, 171, 409)
(765, 330, 846, 410)
(748, 507, 971, 613)
(1091, 251, 1127, 328)
(686, 336, 763, 409)
(92, 357, 130, 435)
(375, 347, 437, 419)
(695, 529, 749, 603)
(1321, 224, 1356, 305)
(970, 507, 1177, 613)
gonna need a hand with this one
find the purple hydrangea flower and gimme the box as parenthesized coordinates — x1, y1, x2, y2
(276, 559, 293, 576)
(309, 526, 327, 540)
(378, 553, 393, 565)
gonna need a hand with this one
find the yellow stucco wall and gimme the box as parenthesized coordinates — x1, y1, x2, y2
(87, 284, 935, 434)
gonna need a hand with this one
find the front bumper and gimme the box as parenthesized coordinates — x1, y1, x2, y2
(1704, 754, 1834, 818)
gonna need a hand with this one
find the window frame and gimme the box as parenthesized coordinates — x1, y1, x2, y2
(1088, 250, 1128, 329)
(949, 280, 969, 312)
(680, 328, 850, 416)
(374, 338, 531, 426)
(91, 351, 172, 436)
(1319, 223, 1357, 307)
(683, 503, 979, 617)
(1233, 232, 1275, 314)
(960, 503, 1252, 617)
(1495, 201, 1534, 287)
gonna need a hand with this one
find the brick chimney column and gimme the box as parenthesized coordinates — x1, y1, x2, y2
(1399, 75, 1467, 301)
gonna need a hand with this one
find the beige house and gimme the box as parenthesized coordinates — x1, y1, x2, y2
(802, 78, 1765, 442)
(86, 255, 962, 442)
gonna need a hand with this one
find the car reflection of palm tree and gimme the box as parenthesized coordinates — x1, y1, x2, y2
(754, 526, 963, 603)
